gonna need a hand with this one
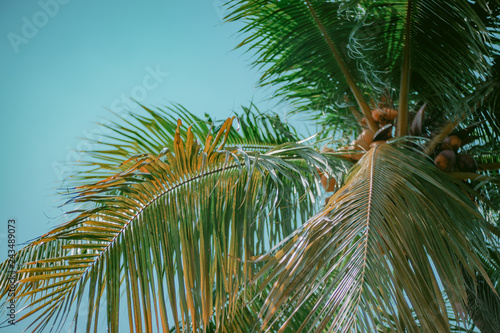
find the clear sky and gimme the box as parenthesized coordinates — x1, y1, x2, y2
(0, 1, 301, 331)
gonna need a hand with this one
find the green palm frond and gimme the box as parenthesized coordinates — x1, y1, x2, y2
(373, 290, 482, 332)
(228, 0, 375, 132)
(252, 142, 494, 333)
(354, 0, 494, 108)
(228, 0, 498, 133)
(0, 111, 348, 332)
(464, 242, 500, 333)
(460, 149, 500, 225)
(464, 55, 500, 149)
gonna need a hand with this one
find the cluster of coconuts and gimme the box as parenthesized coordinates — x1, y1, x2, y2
(319, 94, 481, 203)
(347, 101, 399, 160)
(319, 102, 399, 195)
(322, 103, 398, 165)
(370, 107, 398, 126)
(433, 136, 478, 173)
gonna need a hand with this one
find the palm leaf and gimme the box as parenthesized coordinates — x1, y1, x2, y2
(252, 142, 494, 333)
(464, 242, 500, 333)
(0, 109, 348, 332)
(227, 0, 375, 132)
(187, 283, 322, 333)
(228, 0, 498, 133)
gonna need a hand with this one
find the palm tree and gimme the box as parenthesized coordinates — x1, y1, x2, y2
(2, 0, 500, 332)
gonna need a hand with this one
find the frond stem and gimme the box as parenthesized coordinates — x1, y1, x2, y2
(342, 146, 378, 329)
(304, 0, 377, 133)
(397, 0, 413, 137)
(479, 163, 500, 171)
(344, 95, 367, 129)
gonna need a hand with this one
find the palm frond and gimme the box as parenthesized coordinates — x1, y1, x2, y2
(464, 247, 500, 333)
(227, 0, 498, 133)
(198, 284, 322, 333)
(252, 142, 494, 333)
(463, 148, 500, 226)
(0, 111, 349, 332)
(227, 0, 372, 132)
(352, 0, 494, 111)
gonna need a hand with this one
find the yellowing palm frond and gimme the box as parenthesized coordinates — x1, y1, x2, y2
(0, 110, 347, 332)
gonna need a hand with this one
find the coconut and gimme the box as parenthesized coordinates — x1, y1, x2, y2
(382, 107, 398, 121)
(434, 150, 456, 172)
(441, 135, 462, 151)
(372, 108, 397, 123)
(457, 154, 478, 172)
(372, 109, 383, 122)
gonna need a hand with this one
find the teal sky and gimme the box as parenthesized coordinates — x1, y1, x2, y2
(0, 1, 297, 331)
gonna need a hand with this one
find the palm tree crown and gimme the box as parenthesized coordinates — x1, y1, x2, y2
(1, 1, 500, 332)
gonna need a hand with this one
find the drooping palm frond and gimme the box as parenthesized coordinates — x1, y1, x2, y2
(464, 241, 500, 333)
(462, 53, 500, 151)
(227, 0, 498, 134)
(455, 137, 500, 227)
(0, 108, 349, 332)
(251, 142, 494, 333)
(371, 290, 482, 332)
(352, 0, 495, 115)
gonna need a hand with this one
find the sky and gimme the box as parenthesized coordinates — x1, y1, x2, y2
(0, 1, 301, 331)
